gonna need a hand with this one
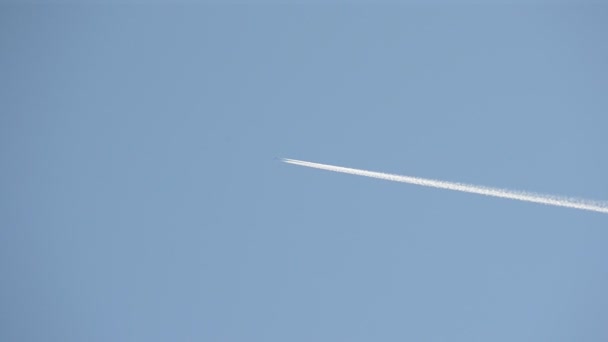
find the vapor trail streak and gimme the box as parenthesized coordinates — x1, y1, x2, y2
(282, 158, 608, 214)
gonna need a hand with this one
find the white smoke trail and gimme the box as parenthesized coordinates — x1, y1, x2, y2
(282, 158, 608, 214)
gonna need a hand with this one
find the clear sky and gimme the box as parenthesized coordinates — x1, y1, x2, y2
(2, 3, 607, 341)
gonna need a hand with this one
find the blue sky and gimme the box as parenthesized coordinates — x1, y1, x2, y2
(2, 4, 607, 341)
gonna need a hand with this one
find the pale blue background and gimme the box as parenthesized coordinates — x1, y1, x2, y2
(2, 4, 607, 341)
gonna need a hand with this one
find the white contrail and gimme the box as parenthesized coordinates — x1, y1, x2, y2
(282, 158, 608, 214)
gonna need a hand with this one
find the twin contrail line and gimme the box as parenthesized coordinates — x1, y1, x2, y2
(282, 158, 608, 214)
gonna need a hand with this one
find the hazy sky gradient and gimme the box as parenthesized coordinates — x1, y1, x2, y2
(2, 4, 607, 341)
